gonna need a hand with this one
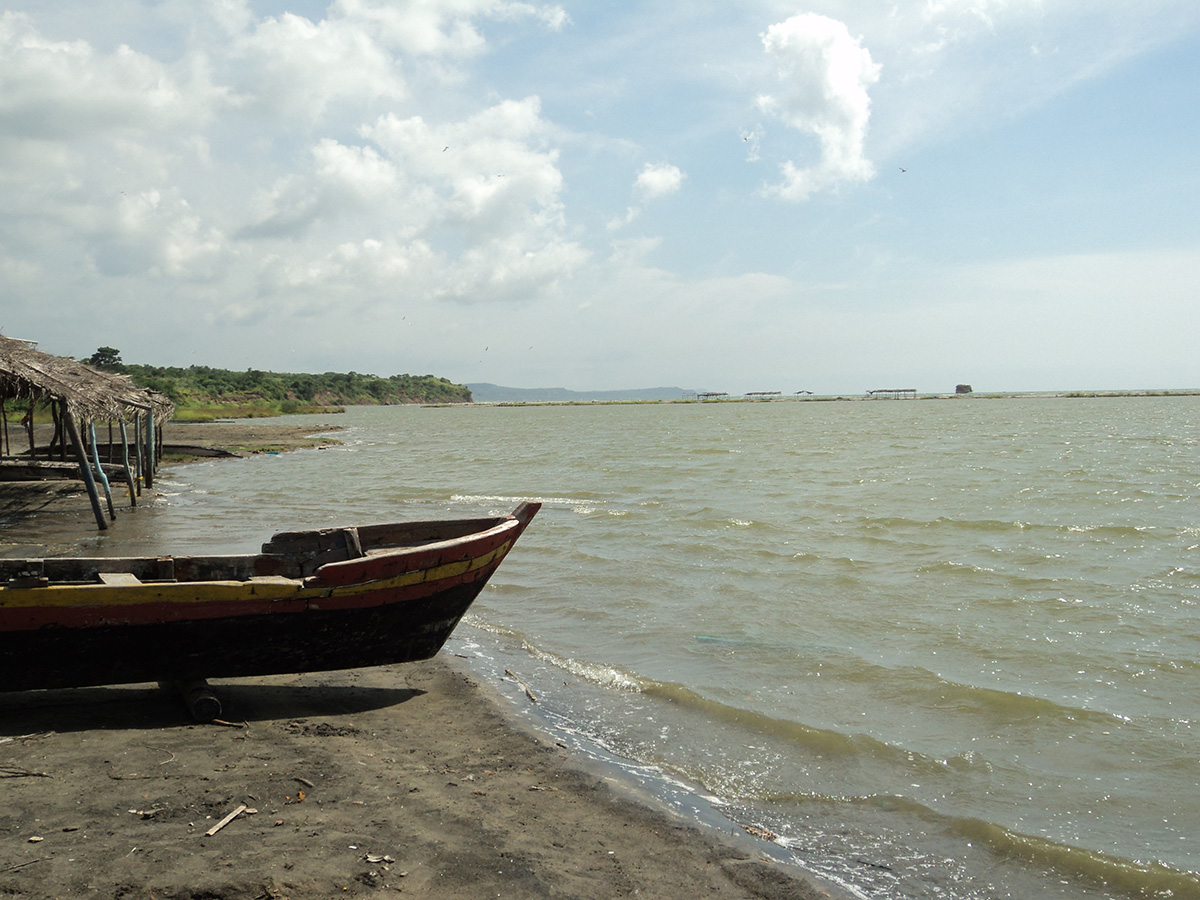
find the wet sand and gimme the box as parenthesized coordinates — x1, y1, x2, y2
(1, 421, 845, 899)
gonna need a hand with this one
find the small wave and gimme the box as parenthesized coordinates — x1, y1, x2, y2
(449, 492, 592, 507)
(449, 492, 609, 516)
(925, 675, 1121, 726)
(1065, 522, 1164, 539)
(770, 793, 1200, 898)
(789, 550, 823, 562)
(521, 645, 646, 692)
(952, 816, 1200, 898)
(460, 613, 525, 641)
(914, 559, 999, 577)
(925, 515, 1174, 545)
(767, 789, 934, 816)
(637, 680, 954, 773)
(835, 660, 1126, 728)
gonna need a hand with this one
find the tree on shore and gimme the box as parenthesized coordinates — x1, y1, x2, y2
(83, 348, 472, 409)
(88, 346, 123, 371)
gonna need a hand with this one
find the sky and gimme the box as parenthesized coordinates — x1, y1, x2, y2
(1, 1, 1199, 395)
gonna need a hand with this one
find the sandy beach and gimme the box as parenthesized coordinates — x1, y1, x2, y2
(0, 658, 842, 900)
(1, 420, 843, 900)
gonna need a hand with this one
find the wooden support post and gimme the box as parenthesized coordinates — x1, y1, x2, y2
(144, 408, 155, 488)
(62, 408, 107, 531)
(24, 401, 34, 458)
(132, 412, 143, 495)
(119, 419, 137, 507)
(50, 401, 64, 459)
(1, 398, 7, 457)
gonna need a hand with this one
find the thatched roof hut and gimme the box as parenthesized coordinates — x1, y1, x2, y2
(1, 335, 174, 529)
(0, 335, 173, 423)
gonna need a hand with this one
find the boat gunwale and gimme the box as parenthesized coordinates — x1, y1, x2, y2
(0, 504, 538, 591)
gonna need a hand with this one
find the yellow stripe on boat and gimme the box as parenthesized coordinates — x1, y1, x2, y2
(0, 539, 513, 610)
(322, 539, 513, 598)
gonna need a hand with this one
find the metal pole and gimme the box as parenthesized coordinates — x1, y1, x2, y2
(88, 421, 116, 520)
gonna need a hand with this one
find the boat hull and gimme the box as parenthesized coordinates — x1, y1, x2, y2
(0, 502, 540, 692)
(0, 577, 487, 691)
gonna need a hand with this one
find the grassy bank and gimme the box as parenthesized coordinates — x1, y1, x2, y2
(169, 401, 346, 423)
(78, 350, 473, 420)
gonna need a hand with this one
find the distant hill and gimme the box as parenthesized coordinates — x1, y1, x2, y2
(467, 384, 693, 403)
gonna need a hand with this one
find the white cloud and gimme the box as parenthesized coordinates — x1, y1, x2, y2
(0, 12, 236, 286)
(606, 207, 640, 232)
(205, 0, 255, 36)
(330, 0, 486, 58)
(362, 97, 570, 238)
(757, 13, 880, 201)
(239, 138, 406, 239)
(1, 1, 1198, 393)
(606, 162, 682, 232)
(329, 0, 568, 57)
(0, 11, 221, 142)
(313, 138, 399, 201)
(635, 162, 685, 199)
(236, 93, 586, 306)
(88, 189, 229, 281)
(0, 2, 588, 322)
(233, 12, 404, 121)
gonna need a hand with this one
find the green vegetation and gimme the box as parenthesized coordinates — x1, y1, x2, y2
(88, 348, 472, 420)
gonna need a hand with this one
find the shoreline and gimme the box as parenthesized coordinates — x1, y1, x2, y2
(468, 389, 1200, 406)
(0, 655, 845, 900)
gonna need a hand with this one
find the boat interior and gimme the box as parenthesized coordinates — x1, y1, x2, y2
(0, 514, 513, 587)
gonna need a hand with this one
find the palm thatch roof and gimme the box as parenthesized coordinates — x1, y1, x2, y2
(0, 335, 174, 422)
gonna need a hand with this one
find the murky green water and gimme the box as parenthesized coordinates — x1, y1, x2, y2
(11, 397, 1200, 898)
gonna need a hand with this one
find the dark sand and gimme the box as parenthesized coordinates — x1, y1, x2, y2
(1, 421, 844, 899)
(0, 659, 844, 900)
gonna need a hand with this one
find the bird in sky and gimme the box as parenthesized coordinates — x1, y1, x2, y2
(899, 167, 907, 173)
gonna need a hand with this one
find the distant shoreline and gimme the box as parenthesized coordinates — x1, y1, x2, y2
(458, 388, 1200, 408)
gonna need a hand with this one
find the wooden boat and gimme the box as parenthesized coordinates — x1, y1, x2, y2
(0, 502, 540, 701)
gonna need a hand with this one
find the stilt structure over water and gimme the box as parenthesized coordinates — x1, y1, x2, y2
(0, 336, 174, 530)
(867, 388, 917, 399)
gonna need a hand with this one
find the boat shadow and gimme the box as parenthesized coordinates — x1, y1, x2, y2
(0, 678, 424, 735)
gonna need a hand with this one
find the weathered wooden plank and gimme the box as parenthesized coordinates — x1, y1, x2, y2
(98, 572, 142, 586)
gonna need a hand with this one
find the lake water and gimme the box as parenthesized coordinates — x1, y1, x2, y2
(14, 397, 1200, 899)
